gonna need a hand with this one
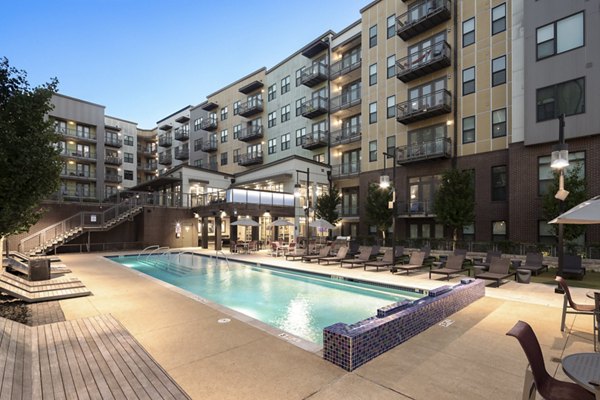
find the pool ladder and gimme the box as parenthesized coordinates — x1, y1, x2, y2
(214, 250, 230, 270)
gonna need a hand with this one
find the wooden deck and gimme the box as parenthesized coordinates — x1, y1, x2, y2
(0, 315, 190, 399)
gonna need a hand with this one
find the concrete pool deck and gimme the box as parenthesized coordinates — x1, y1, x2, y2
(52, 250, 596, 399)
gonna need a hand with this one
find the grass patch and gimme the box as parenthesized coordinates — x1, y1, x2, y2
(529, 268, 600, 289)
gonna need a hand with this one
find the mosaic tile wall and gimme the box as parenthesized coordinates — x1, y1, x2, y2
(323, 279, 485, 371)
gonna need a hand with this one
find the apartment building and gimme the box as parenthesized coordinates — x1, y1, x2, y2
(136, 128, 158, 184)
(156, 106, 192, 174)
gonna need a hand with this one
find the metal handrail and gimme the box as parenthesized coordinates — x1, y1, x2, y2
(137, 245, 160, 259)
(145, 246, 169, 261)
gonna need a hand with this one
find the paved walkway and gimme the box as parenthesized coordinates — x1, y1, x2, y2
(52, 250, 596, 400)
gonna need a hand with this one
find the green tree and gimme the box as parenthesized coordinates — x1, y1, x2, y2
(314, 186, 341, 225)
(433, 168, 475, 244)
(0, 57, 61, 253)
(542, 164, 587, 242)
(365, 183, 393, 243)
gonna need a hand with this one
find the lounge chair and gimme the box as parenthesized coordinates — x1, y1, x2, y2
(506, 320, 595, 400)
(429, 254, 469, 281)
(394, 246, 409, 264)
(340, 246, 376, 269)
(562, 254, 586, 280)
(517, 252, 548, 276)
(285, 243, 304, 261)
(475, 256, 515, 287)
(302, 245, 330, 263)
(555, 276, 597, 344)
(392, 251, 426, 275)
(473, 250, 502, 270)
(318, 246, 349, 265)
(364, 248, 395, 271)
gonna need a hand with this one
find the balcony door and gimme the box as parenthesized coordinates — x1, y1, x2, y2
(409, 78, 446, 113)
(342, 115, 361, 137)
(341, 149, 360, 174)
(342, 80, 361, 105)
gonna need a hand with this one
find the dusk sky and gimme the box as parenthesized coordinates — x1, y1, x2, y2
(1, 0, 365, 128)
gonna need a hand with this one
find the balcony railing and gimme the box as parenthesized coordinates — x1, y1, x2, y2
(199, 139, 218, 152)
(104, 156, 122, 165)
(339, 206, 359, 217)
(330, 125, 361, 146)
(190, 188, 295, 209)
(396, 137, 452, 165)
(238, 99, 264, 118)
(238, 152, 263, 166)
(329, 88, 361, 113)
(158, 153, 172, 165)
(396, 41, 451, 83)
(300, 63, 329, 87)
(301, 96, 328, 118)
(396, 89, 452, 124)
(56, 127, 97, 142)
(60, 170, 97, 180)
(329, 57, 362, 80)
(396, 0, 451, 41)
(331, 163, 360, 179)
(200, 119, 218, 131)
(174, 129, 189, 141)
(174, 145, 189, 160)
(105, 174, 123, 183)
(207, 162, 218, 171)
(104, 137, 123, 148)
(301, 130, 328, 150)
(397, 200, 435, 216)
(137, 144, 156, 156)
(158, 136, 172, 147)
(238, 125, 264, 142)
(65, 151, 97, 161)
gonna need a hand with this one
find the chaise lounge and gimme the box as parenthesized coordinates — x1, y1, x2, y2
(517, 252, 548, 276)
(301, 245, 330, 263)
(364, 248, 395, 272)
(429, 254, 469, 281)
(340, 246, 376, 269)
(318, 246, 349, 265)
(392, 251, 426, 275)
(475, 256, 515, 287)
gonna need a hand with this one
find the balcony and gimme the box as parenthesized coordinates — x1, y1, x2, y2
(60, 170, 97, 181)
(159, 153, 172, 165)
(329, 89, 361, 113)
(238, 125, 264, 142)
(238, 99, 264, 118)
(104, 156, 122, 166)
(301, 130, 328, 150)
(301, 96, 328, 119)
(137, 144, 156, 156)
(174, 145, 189, 160)
(396, 41, 451, 83)
(104, 137, 123, 148)
(174, 129, 189, 141)
(200, 119, 218, 131)
(395, 137, 452, 165)
(396, 0, 451, 41)
(238, 152, 263, 166)
(339, 206, 359, 217)
(329, 58, 361, 80)
(331, 163, 360, 179)
(158, 136, 172, 147)
(105, 174, 122, 183)
(300, 63, 328, 87)
(199, 138, 218, 152)
(396, 89, 452, 125)
(65, 151, 97, 161)
(56, 127, 97, 143)
(207, 162, 218, 171)
(330, 125, 361, 146)
(397, 200, 435, 217)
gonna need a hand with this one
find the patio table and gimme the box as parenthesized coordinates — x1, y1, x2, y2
(562, 352, 600, 396)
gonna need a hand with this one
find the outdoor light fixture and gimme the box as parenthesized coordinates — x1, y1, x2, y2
(379, 174, 390, 189)
(294, 183, 302, 198)
(553, 114, 569, 294)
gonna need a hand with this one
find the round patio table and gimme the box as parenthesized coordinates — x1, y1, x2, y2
(562, 352, 600, 393)
(587, 291, 600, 299)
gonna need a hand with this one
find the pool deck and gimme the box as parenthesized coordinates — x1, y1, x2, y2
(51, 249, 596, 399)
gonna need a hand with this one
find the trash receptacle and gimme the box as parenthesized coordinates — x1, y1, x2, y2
(516, 269, 531, 284)
(29, 258, 50, 281)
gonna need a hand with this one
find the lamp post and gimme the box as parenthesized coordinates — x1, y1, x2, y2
(380, 150, 398, 249)
(552, 114, 569, 294)
(295, 168, 311, 255)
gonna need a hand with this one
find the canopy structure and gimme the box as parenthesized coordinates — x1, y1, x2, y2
(270, 219, 295, 227)
(309, 218, 335, 230)
(549, 195, 600, 225)
(231, 218, 259, 227)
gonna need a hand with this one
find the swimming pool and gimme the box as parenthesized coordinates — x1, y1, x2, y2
(107, 253, 424, 344)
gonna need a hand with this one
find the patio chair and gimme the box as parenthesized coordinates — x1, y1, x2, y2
(506, 320, 595, 400)
(230, 240, 238, 253)
(302, 245, 331, 263)
(429, 254, 469, 281)
(392, 251, 425, 275)
(394, 246, 409, 264)
(562, 254, 586, 280)
(340, 246, 375, 269)
(475, 257, 515, 287)
(285, 244, 305, 261)
(517, 252, 548, 276)
(473, 250, 502, 270)
(555, 276, 597, 336)
(247, 241, 258, 253)
(364, 248, 395, 272)
(270, 241, 283, 257)
(318, 246, 349, 265)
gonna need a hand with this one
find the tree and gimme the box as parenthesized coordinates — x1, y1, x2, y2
(433, 168, 475, 244)
(365, 182, 393, 243)
(314, 185, 341, 224)
(0, 57, 61, 253)
(542, 164, 587, 243)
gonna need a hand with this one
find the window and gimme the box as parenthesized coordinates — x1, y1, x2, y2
(387, 14, 395, 38)
(369, 24, 377, 48)
(76, 125, 90, 138)
(492, 56, 506, 86)
(295, 67, 304, 87)
(369, 140, 377, 162)
(463, 67, 475, 95)
(220, 107, 228, 121)
(194, 118, 201, 131)
(492, 221, 507, 241)
(386, 55, 395, 79)
(492, 109, 507, 138)
(268, 111, 277, 128)
(281, 76, 290, 94)
(369, 102, 377, 124)
(233, 124, 241, 139)
(369, 63, 377, 86)
(124, 170, 133, 180)
(492, 3, 506, 35)
(313, 153, 325, 163)
(233, 100, 240, 115)
(538, 221, 556, 244)
(220, 129, 228, 143)
(268, 84, 277, 101)
(491, 165, 507, 201)
(463, 224, 475, 241)
(281, 133, 290, 151)
(268, 138, 277, 154)
(536, 78, 585, 122)
(462, 116, 475, 143)
(233, 149, 240, 163)
(124, 136, 133, 146)
(537, 12, 584, 60)
(386, 136, 396, 156)
(281, 104, 290, 122)
(221, 152, 228, 166)
(538, 151, 585, 195)
(295, 128, 306, 146)
(463, 18, 475, 47)
(124, 152, 133, 163)
(387, 95, 396, 118)
(295, 97, 305, 116)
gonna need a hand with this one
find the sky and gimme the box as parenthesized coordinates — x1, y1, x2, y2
(1, 0, 367, 128)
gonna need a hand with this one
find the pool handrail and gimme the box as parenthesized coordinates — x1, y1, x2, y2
(215, 250, 230, 269)
(176, 251, 198, 268)
(145, 246, 170, 261)
(137, 245, 160, 259)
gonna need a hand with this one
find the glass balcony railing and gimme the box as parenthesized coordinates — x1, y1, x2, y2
(190, 188, 295, 209)
(330, 125, 361, 146)
(395, 137, 452, 164)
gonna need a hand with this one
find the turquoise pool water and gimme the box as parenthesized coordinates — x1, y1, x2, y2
(107, 254, 423, 344)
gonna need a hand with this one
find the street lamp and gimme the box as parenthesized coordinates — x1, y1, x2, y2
(295, 168, 311, 255)
(552, 114, 569, 294)
(380, 150, 398, 249)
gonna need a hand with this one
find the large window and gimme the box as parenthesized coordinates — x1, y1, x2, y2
(295, 128, 306, 146)
(462, 116, 475, 144)
(268, 84, 277, 101)
(233, 124, 241, 139)
(492, 3, 506, 35)
(295, 67, 304, 87)
(220, 107, 228, 121)
(281, 76, 290, 94)
(387, 95, 396, 119)
(124, 136, 133, 146)
(492, 56, 506, 86)
(463, 18, 475, 47)
(369, 102, 377, 124)
(492, 221, 507, 241)
(369, 25, 377, 48)
(369, 140, 377, 162)
(538, 151, 585, 195)
(463, 67, 475, 95)
(124, 152, 133, 163)
(537, 12, 584, 60)
(268, 138, 277, 154)
(281, 133, 290, 151)
(268, 111, 277, 128)
(386, 136, 395, 156)
(233, 100, 240, 115)
(220, 129, 228, 143)
(369, 63, 377, 86)
(220, 152, 228, 166)
(193, 118, 201, 131)
(233, 149, 240, 163)
(491, 165, 507, 201)
(281, 104, 290, 123)
(124, 170, 133, 181)
(387, 55, 395, 79)
(536, 78, 585, 122)
(492, 109, 507, 138)
(387, 14, 395, 38)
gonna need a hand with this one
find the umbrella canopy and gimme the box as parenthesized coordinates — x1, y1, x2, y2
(549, 195, 600, 224)
(231, 218, 259, 227)
(309, 218, 335, 230)
(270, 219, 295, 227)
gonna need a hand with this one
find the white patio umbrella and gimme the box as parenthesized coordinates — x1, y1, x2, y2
(549, 195, 600, 225)
(230, 218, 259, 227)
(309, 218, 335, 230)
(270, 219, 295, 227)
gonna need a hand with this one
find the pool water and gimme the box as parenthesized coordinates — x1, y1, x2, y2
(108, 254, 422, 344)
